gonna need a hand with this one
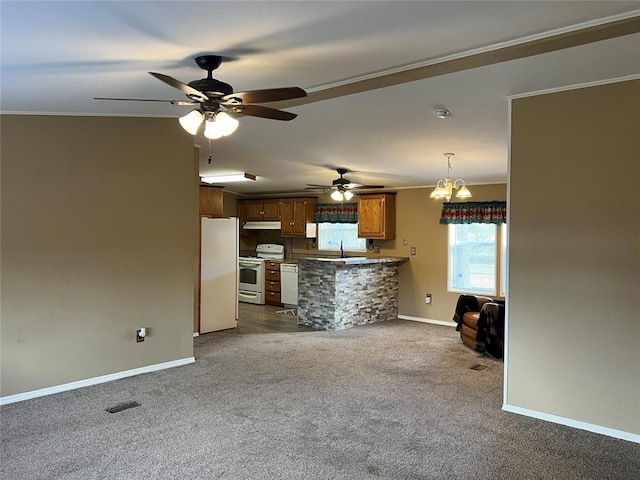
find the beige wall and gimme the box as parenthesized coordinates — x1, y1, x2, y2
(1, 115, 197, 397)
(508, 79, 639, 435)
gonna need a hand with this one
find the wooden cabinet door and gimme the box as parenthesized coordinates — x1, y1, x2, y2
(357, 194, 396, 239)
(292, 198, 311, 236)
(236, 201, 251, 237)
(262, 200, 281, 221)
(199, 186, 223, 217)
(280, 198, 316, 237)
(245, 200, 265, 221)
(280, 199, 294, 236)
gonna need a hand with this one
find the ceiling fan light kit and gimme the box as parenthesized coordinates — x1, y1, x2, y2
(330, 189, 354, 201)
(307, 167, 384, 202)
(430, 153, 472, 202)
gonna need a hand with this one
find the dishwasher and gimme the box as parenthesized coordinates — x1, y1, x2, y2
(280, 263, 299, 307)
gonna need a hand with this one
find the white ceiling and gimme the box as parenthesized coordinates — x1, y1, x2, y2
(2, 1, 639, 195)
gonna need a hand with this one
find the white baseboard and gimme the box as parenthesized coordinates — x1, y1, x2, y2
(0, 357, 196, 406)
(398, 314, 456, 327)
(502, 403, 640, 444)
(193, 332, 200, 337)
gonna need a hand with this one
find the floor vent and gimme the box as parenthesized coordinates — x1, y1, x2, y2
(106, 401, 141, 414)
(469, 364, 488, 371)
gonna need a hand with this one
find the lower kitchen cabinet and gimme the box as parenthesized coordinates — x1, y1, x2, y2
(265, 261, 282, 306)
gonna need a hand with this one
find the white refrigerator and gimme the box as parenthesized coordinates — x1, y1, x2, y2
(200, 217, 239, 333)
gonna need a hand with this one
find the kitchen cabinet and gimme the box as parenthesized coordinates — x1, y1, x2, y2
(245, 199, 281, 221)
(357, 193, 396, 239)
(265, 261, 282, 306)
(199, 186, 224, 217)
(280, 197, 317, 237)
(236, 200, 252, 237)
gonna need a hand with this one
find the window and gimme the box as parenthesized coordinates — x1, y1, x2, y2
(448, 223, 497, 295)
(318, 223, 366, 252)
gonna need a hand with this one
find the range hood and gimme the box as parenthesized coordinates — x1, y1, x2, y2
(243, 221, 282, 230)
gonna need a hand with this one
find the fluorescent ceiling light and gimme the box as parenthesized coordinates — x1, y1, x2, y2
(200, 173, 256, 184)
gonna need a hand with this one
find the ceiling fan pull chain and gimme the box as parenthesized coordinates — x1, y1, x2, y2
(208, 139, 212, 164)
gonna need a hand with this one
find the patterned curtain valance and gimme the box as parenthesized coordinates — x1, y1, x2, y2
(313, 202, 358, 223)
(439, 201, 507, 224)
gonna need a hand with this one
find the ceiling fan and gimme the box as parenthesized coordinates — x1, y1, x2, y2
(95, 54, 307, 139)
(306, 168, 384, 200)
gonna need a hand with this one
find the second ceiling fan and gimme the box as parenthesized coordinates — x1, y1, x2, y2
(306, 168, 384, 201)
(95, 54, 307, 139)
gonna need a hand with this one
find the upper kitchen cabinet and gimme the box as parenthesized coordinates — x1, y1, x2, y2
(280, 197, 317, 237)
(357, 193, 396, 239)
(199, 186, 224, 217)
(245, 199, 281, 221)
(236, 200, 252, 237)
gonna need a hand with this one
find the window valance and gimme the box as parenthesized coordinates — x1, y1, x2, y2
(439, 201, 507, 224)
(313, 202, 358, 223)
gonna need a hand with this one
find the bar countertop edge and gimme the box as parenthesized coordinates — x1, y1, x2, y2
(298, 256, 409, 266)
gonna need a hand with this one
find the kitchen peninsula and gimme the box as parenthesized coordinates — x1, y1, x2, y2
(297, 256, 409, 330)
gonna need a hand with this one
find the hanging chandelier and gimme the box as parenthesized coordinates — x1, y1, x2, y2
(429, 153, 472, 201)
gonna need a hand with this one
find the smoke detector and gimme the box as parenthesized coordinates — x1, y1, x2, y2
(433, 108, 450, 119)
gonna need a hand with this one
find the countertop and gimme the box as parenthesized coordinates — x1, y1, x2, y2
(298, 256, 409, 266)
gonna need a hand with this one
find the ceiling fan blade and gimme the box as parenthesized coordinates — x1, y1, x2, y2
(149, 72, 208, 102)
(306, 184, 332, 189)
(227, 104, 297, 121)
(94, 97, 198, 106)
(95, 97, 173, 103)
(352, 185, 385, 189)
(222, 87, 306, 104)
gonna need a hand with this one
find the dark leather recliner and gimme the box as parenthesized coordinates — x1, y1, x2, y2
(453, 295, 505, 358)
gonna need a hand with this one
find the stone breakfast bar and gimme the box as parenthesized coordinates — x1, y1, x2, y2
(296, 256, 409, 331)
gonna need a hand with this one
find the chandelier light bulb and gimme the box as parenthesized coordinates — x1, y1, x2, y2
(456, 185, 473, 198)
(343, 190, 354, 200)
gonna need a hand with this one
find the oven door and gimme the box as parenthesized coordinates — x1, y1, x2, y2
(238, 260, 263, 292)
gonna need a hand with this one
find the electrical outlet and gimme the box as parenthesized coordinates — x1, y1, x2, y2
(374, 245, 380, 254)
(425, 293, 432, 304)
(410, 246, 417, 255)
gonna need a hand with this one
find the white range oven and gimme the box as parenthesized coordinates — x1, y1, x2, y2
(238, 244, 284, 304)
